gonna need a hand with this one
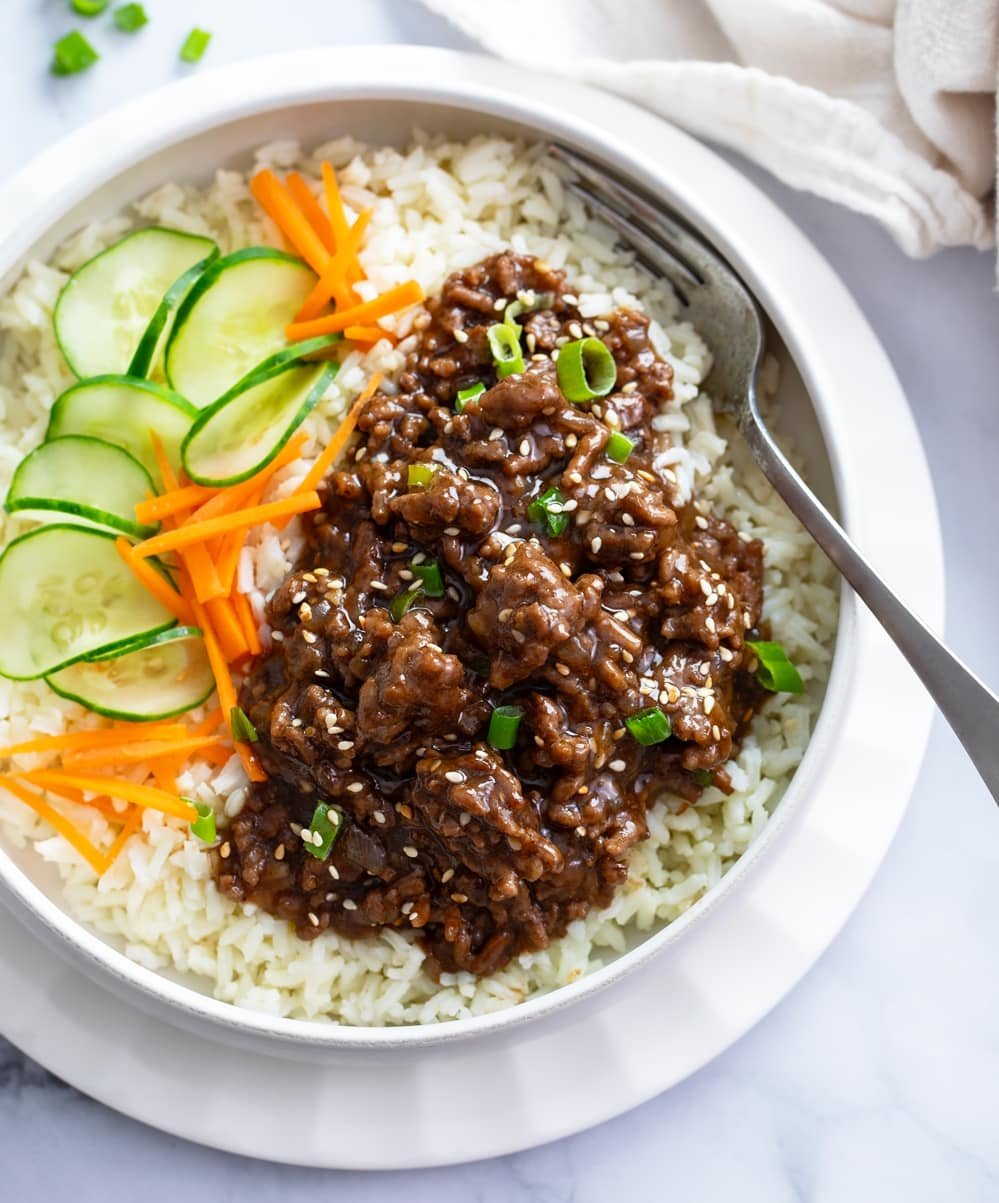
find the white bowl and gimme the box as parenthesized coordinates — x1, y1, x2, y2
(0, 46, 940, 1058)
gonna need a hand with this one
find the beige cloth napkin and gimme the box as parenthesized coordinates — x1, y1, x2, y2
(423, 0, 996, 257)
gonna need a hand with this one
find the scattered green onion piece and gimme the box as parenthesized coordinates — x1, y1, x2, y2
(189, 801, 216, 844)
(746, 640, 804, 694)
(605, 431, 635, 464)
(52, 31, 99, 74)
(179, 27, 211, 63)
(527, 485, 569, 537)
(504, 292, 555, 328)
(625, 706, 672, 746)
(691, 769, 714, 788)
(488, 705, 524, 750)
(389, 586, 423, 622)
(455, 382, 485, 413)
(407, 462, 437, 489)
(303, 801, 342, 861)
(230, 705, 259, 743)
(71, 0, 109, 16)
(557, 337, 617, 404)
(487, 323, 524, 378)
(113, 3, 148, 31)
(412, 560, 444, 597)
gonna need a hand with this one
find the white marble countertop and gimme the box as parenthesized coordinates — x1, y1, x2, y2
(1, 2, 998, 1198)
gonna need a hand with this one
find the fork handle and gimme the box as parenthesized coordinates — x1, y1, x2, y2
(740, 414, 999, 806)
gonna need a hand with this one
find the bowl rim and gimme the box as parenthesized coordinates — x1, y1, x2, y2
(0, 45, 890, 1052)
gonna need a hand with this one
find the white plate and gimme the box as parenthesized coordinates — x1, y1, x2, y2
(0, 46, 941, 1163)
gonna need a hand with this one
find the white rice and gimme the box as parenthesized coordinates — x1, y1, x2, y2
(0, 135, 838, 1025)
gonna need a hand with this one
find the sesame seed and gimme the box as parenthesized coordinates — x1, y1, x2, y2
(519, 439, 530, 456)
(560, 562, 572, 578)
(444, 770, 465, 784)
(307, 912, 319, 927)
(590, 536, 603, 553)
(526, 332, 537, 352)
(494, 296, 507, 311)
(567, 471, 583, 485)
(705, 616, 716, 633)
(621, 649, 634, 664)
(489, 428, 504, 442)
(271, 630, 284, 642)
(695, 515, 709, 530)
(370, 580, 388, 592)
(220, 842, 231, 858)
(274, 843, 285, 861)
(454, 328, 469, 344)
(563, 292, 579, 305)
(403, 845, 419, 858)
(562, 499, 578, 512)
(391, 541, 408, 553)
(354, 447, 367, 462)
(712, 725, 721, 741)
(629, 551, 645, 561)
(298, 603, 313, 621)
(609, 758, 627, 772)
(441, 868, 455, 883)
(565, 434, 578, 449)
(337, 740, 354, 751)
(720, 647, 734, 662)
(315, 669, 330, 678)
(329, 864, 340, 879)
(292, 590, 307, 604)
(302, 630, 317, 644)
(342, 898, 358, 911)
(459, 812, 471, 826)
(398, 569, 414, 582)
(401, 901, 414, 914)
(347, 781, 364, 794)
(412, 552, 426, 565)
(442, 526, 459, 537)
(555, 662, 570, 676)
(621, 512, 635, 526)
(568, 322, 583, 339)
(512, 629, 526, 644)
(451, 893, 469, 903)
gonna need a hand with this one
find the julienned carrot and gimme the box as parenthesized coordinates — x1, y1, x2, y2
(115, 538, 195, 626)
(232, 590, 262, 656)
(285, 280, 424, 341)
(189, 596, 236, 718)
(151, 760, 177, 794)
(250, 169, 330, 275)
(321, 161, 352, 252)
(135, 484, 215, 525)
(297, 373, 382, 495)
(206, 597, 249, 663)
(134, 492, 322, 560)
(194, 708, 224, 736)
(185, 430, 309, 525)
(25, 774, 121, 820)
(0, 724, 190, 758)
(295, 208, 373, 321)
(344, 324, 393, 346)
(149, 431, 180, 493)
(216, 527, 247, 597)
(17, 769, 197, 822)
(0, 776, 107, 874)
(104, 805, 142, 866)
(286, 172, 336, 252)
(62, 736, 229, 771)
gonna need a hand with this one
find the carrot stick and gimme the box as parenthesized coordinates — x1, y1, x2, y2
(250, 170, 330, 275)
(27, 775, 121, 819)
(286, 172, 336, 252)
(321, 161, 352, 251)
(104, 805, 142, 867)
(206, 597, 249, 663)
(62, 736, 229, 771)
(298, 374, 382, 495)
(135, 484, 216, 525)
(0, 776, 107, 874)
(216, 528, 247, 597)
(285, 281, 424, 341)
(0, 724, 190, 758)
(16, 770, 196, 822)
(193, 708, 224, 736)
(295, 208, 373, 321)
(150, 760, 177, 794)
(149, 431, 180, 493)
(115, 539, 195, 626)
(185, 430, 308, 525)
(344, 324, 394, 346)
(231, 590, 262, 656)
(134, 492, 321, 559)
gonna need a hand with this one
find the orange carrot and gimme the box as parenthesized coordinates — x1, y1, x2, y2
(189, 596, 236, 718)
(134, 492, 321, 559)
(115, 538, 195, 626)
(206, 597, 249, 663)
(345, 324, 393, 346)
(150, 760, 177, 794)
(149, 431, 180, 493)
(297, 373, 382, 495)
(285, 280, 424, 341)
(295, 208, 373, 321)
(321, 161, 352, 252)
(231, 590, 262, 656)
(0, 724, 190, 758)
(185, 430, 308, 525)
(286, 172, 336, 252)
(215, 527, 247, 597)
(104, 805, 142, 867)
(239, 745, 267, 783)
(0, 776, 107, 874)
(62, 736, 229, 771)
(193, 708, 224, 737)
(16, 769, 196, 822)
(250, 170, 330, 275)
(135, 484, 215, 525)
(26, 775, 121, 819)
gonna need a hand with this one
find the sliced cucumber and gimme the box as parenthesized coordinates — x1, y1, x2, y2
(46, 376, 196, 488)
(54, 227, 217, 379)
(165, 247, 317, 407)
(46, 626, 215, 721)
(182, 341, 338, 487)
(0, 524, 176, 681)
(128, 247, 220, 380)
(5, 435, 158, 539)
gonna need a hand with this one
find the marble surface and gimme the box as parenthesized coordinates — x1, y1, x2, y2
(1, 2, 998, 1198)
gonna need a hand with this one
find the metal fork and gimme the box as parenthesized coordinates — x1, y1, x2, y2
(549, 142, 999, 807)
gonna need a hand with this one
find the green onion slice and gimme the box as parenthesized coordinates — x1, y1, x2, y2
(625, 706, 672, 746)
(488, 705, 524, 750)
(503, 292, 555, 328)
(691, 769, 714, 788)
(72, 0, 109, 15)
(407, 462, 437, 489)
(189, 800, 217, 844)
(527, 485, 569, 537)
(230, 705, 259, 743)
(389, 586, 423, 622)
(746, 640, 804, 694)
(487, 323, 524, 378)
(180, 27, 212, 62)
(455, 382, 485, 413)
(303, 801, 343, 861)
(557, 337, 617, 404)
(113, 3, 148, 31)
(605, 431, 635, 464)
(52, 31, 100, 74)
(412, 560, 444, 597)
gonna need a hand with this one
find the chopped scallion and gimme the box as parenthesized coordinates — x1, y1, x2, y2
(389, 586, 422, 622)
(527, 485, 569, 537)
(605, 431, 635, 464)
(412, 560, 444, 597)
(455, 382, 485, 412)
(407, 462, 437, 488)
(746, 640, 804, 693)
(488, 705, 524, 750)
(303, 801, 342, 861)
(113, 3, 148, 32)
(52, 31, 99, 75)
(189, 800, 217, 844)
(179, 27, 211, 63)
(230, 705, 259, 743)
(71, 0, 109, 16)
(625, 706, 672, 746)
(691, 769, 714, 788)
(557, 337, 617, 403)
(487, 322, 524, 378)
(503, 291, 554, 328)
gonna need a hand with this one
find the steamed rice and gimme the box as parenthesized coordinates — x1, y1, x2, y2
(0, 134, 838, 1025)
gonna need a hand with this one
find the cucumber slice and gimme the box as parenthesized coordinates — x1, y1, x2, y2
(128, 247, 220, 380)
(182, 341, 338, 487)
(0, 524, 176, 681)
(46, 626, 215, 721)
(54, 227, 217, 378)
(46, 376, 196, 488)
(5, 435, 158, 539)
(165, 247, 317, 407)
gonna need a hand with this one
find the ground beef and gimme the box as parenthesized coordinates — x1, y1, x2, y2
(216, 251, 766, 976)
